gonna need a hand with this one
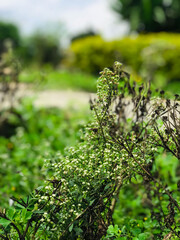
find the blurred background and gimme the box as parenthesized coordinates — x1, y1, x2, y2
(0, 0, 179, 93)
(0, 0, 180, 208)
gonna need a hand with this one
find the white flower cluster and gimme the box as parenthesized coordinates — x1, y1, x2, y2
(36, 63, 165, 237)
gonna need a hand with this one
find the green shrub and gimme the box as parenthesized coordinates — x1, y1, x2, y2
(67, 35, 115, 74)
(68, 33, 180, 92)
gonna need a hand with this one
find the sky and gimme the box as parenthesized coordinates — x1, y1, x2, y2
(0, 0, 129, 45)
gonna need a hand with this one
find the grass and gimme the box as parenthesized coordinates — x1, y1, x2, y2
(19, 68, 97, 92)
(19, 67, 180, 97)
(164, 80, 180, 95)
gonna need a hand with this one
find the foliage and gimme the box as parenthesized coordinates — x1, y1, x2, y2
(0, 43, 21, 110)
(0, 99, 90, 208)
(0, 48, 91, 211)
(112, 0, 180, 32)
(68, 33, 180, 93)
(0, 62, 179, 239)
(113, 154, 180, 239)
(71, 30, 97, 43)
(67, 36, 115, 75)
(102, 225, 121, 239)
(0, 20, 64, 68)
(0, 21, 21, 54)
(18, 33, 63, 67)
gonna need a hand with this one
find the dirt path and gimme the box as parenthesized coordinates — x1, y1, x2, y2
(16, 86, 95, 109)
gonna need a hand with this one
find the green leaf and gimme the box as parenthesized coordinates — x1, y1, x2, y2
(74, 227, 83, 235)
(89, 199, 95, 206)
(104, 183, 111, 190)
(25, 211, 32, 220)
(143, 220, 152, 229)
(0, 218, 11, 228)
(15, 203, 25, 209)
(6, 208, 16, 220)
(21, 208, 27, 220)
(131, 227, 141, 236)
(13, 210, 21, 221)
(33, 210, 44, 214)
(153, 228, 161, 234)
(28, 198, 38, 209)
(69, 224, 73, 232)
(107, 225, 114, 234)
(36, 186, 44, 191)
(138, 232, 151, 240)
(19, 209, 32, 221)
(121, 225, 126, 233)
(113, 224, 119, 233)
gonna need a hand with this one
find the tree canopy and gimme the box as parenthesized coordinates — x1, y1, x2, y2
(23, 33, 62, 67)
(0, 22, 21, 53)
(113, 0, 180, 32)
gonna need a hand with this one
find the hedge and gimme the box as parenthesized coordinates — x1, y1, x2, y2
(66, 33, 180, 90)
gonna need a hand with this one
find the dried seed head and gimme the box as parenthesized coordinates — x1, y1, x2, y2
(174, 94, 179, 100)
(166, 99, 171, 107)
(162, 116, 168, 122)
(160, 90, 165, 95)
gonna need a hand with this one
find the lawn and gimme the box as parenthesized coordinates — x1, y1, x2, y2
(19, 67, 180, 98)
(19, 68, 97, 92)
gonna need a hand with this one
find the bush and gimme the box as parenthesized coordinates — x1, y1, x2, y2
(67, 35, 116, 75)
(67, 33, 180, 92)
(0, 62, 180, 239)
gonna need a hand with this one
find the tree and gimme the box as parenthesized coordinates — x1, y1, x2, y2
(20, 33, 63, 67)
(112, 0, 180, 32)
(0, 22, 21, 53)
(71, 30, 97, 43)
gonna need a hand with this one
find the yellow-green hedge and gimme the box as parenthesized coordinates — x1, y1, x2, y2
(66, 33, 180, 89)
(66, 36, 115, 74)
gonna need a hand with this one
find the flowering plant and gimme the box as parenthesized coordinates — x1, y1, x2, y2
(0, 62, 180, 239)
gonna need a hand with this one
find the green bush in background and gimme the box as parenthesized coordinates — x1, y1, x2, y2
(66, 35, 115, 75)
(68, 33, 180, 92)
